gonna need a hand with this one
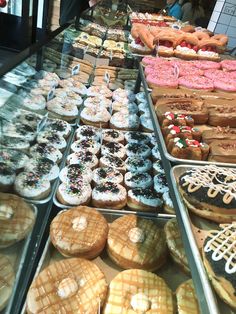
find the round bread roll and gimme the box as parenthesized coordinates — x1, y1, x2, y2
(103, 269, 174, 314)
(50, 206, 108, 258)
(176, 279, 200, 314)
(107, 214, 167, 270)
(0, 255, 15, 311)
(164, 218, 190, 274)
(26, 258, 108, 314)
(0, 193, 36, 248)
(202, 223, 236, 310)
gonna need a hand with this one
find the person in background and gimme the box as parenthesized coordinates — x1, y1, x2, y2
(180, 0, 205, 25)
(166, 0, 182, 20)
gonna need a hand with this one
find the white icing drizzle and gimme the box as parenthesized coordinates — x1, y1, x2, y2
(204, 223, 236, 274)
(72, 216, 87, 231)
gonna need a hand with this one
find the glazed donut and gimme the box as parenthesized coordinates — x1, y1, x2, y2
(212, 34, 228, 46)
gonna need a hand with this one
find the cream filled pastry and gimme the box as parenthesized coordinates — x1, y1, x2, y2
(125, 172, 153, 189)
(59, 164, 93, 184)
(125, 156, 152, 173)
(99, 154, 126, 173)
(102, 129, 124, 144)
(0, 149, 29, 170)
(30, 143, 62, 163)
(110, 112, 140, 131)
(14, 171, 51, 200)
(127, 188, 163, 212)
(37, 131, 67, 151)
(71, 139, 101, 155)
(93, 167, 123, 185)
(44, 119, 71, 138)
(124, 132, 150, 145)
(80, 106, 111, 128)
(57, 179, 92, 206)
(126, 143, 151, 158)
(24, 157, 59, 181)
(67, 151, 98, 169)
(0, 163, 16, 192)
(101, 142, 126, 159)
(154, 173, 169, 194)
(75, 125, 101, 142)
(92, 182, 127, 209)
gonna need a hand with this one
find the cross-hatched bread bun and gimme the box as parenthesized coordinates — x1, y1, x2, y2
(0, 255, 15, 311)
(176, 279, 200, 314)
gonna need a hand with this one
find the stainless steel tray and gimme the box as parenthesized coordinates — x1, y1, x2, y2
(1, 204, 38, 314)
(20, 213, 189, 314)
(140, 64, 236, 168)
(171, 165, 235, 314)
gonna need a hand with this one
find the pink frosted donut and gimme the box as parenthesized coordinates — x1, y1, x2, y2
(204, 69, 227, 80)
(178, 66, 204, 77)
(142, 56, 157, 66)
(147, 74, 178, 88)
(221, 60, 236, 72)
(178, 75, 214, 91)
(213, 77, 236, 92)
(193, 60, 221, 70)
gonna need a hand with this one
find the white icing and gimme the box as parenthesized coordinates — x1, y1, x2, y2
(135, 92, 146, 104)
(125, 172, 153, 189)
(47, 99, 78, 117)
(84, 97, 112, 109)
(198, 50, 219, 57)
(176, 46, 197, 55)
(23, 95, 46, 110)
(102, 129, 124, 143)
(125, 157, 152, 173)
(67, 152, 98, 169)
(101, 142, 126, 159)
(153, 161, 165, 175)
(130, 41, 151, 52)
(124, 132, 150, 145)
(80, 107, 111, 123)
(128, 227, 145, 243)
(58, 181, 92, 205)
(163, 191, 173, 209)
(0, 204, 14, 220)
(152, 145, 161, 160)
(126, 143, 151, 158)
(24, 158, 59, 181)
(76, 125, 101, 142)
(87, 85, 112, 98)
(140, 114, 154, 131)
(131, 293, 150, 311)
(93, 167, 123, 185)
(110, 112, 140, 130)
(72, 216, 88, 231)
(57, 278, 78, 299)
(45, 119, 71, 138)
(30, 144, 62, 163)
(154, 175, 169, 194)
(92, 183, 127, 202)
(59, 164, 93, 183)
(128, 189, 163, 207)
(100, 154, 126, 172)
(71, 139, 101, 155)
(37, 132, 67, 151)
(0, 171, 15, 186)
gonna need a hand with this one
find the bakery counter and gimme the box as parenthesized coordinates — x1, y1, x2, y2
(20, 210, 197, 313)
(171, 165, 236, 314)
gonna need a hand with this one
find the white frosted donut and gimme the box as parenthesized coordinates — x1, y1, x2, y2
(59, 163, 93, 184)
(93, 167, 123, 185)
(37, 131, 67, 151)
(102, 129, 124, 143)
(124, 132, 150, 145)
(101, 142, 126, 159)
(14, 172, 51, 200)
(3, 123, 36, 142)
(100, 154, 126, 173)
(71, 139, 101, 155)
(24, 157, 59, 181)
(126, 143, 151, 158)
(152, 145, 161, 161)
(80, 107, 111, 125)
(113, 88, 135, 102)
(0, 163, 16, 191)
(87, 85, 113, 98)
(112, 102, 139, 115)
(0, 149, 29, 170)
(23, 94, 46, 111)
(0, 136, 30, 152)
(30, 143, 62, 163)
(140, 114, 154, 132)
(110, 112, 140, 131)
(67, 151, 98, 169)
(84, 97, 112, 109)
(125, 172, 153, 189)
(148, 133, 157, 147)
(47, 98, 78, 120)
(153, 161, 165, 175)
(44, 119, 72, 138)
(57, 180, 92, 205)
(58, 79, 74, 89)
(127, 188, 163, 210)
(136, 91, 146, 104)
(154, 173, 169, 194)
(67, 79, 88, 95)
(63, 89, 83, 106)
(13, 112, 42, 129)
(75, 125, 101, 142)
(125, 157, 152, 173)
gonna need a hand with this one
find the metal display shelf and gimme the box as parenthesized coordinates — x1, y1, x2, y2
(135, 63, 220, 314)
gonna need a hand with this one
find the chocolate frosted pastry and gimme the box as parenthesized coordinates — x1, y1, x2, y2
(125, 172, 152, 189)
(100, 154, 126, 173)
(209, 140, 236, 164)
(124, 132, 150, 145)
(101, 141, 126, 160)
(202, 223, 236, 310)
(57, 179, 92, 206)
(202, 127, 236, 144)
(154, 173, 169, 194)
(93, 167, 123, 185)
(59, 164, 93, 184)
(0, 163, 16, 192)
(71, 139, 101, 155)
(30, 143, 62, 163)
(0, 255, 15, 311)
(24, 157, 59, 181)
(37, 131, 67, 151)
(127, 188, 163, 212)
(179, 165, 236, 222)
(75, 125, 101, 142)
(126, 143, 151, 159)
(102, 129, 124, 144)
(0, 136, 30, 152)
(67, 151, 98, 170)
(14, 172, 51, 200)
(44, 119, 71, 138)
(0, 149, 29, 170)
(126, 157, 152, 174)
(92, 182, 127, 210)
(3, 122, 36, 142)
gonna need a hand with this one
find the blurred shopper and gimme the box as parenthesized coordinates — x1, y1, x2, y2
(166, 0, 182, 20)
(180, 0, 204, 25)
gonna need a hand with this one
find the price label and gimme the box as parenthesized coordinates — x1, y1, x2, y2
(37, 113, 48, 133)
(72, 64, 80, 76)
(104, 71, 110, 85)
(47, 88, 55, 102)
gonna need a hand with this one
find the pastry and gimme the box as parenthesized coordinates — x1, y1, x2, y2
(154, 34, 176, 57)
(152, 145, 161, 161)
(99, 154, 126, 174)
(71, 139, 101, 155)
(154, 173, 169, 194)
(26, 258, 107, 314)
(163, 191, 175, 214)
(43, 119, 72, 138)
(174, 34, 199, 60)
(124, 132, 150, 145)
(37, 131, 67, 151)
(208, 106, 236, 127)
(197, 39, 221, 61)
(178, 75, 214, 92)
(125, 156, 152, 173)
(140, 113, 154, 132)
(209, 140, 236, 163)
(162, 124, 202, 144)
(0, 136, 30, 152)
(0, 255, 15, 311)
(110, 112, 140, 131)
(59, 163, 93, 184)
(29, 143, 62, 163)
(153, 160, 164, 175)
(3, 122, 36, 142)
(126, 143, 151, 158)
(50, 206, 108, 258)
(179, 165, 236, 222)
(0, 163, 16, 192)
(92, 182, 127, 210)
(24, 157, 59, 181)
(87, 85, 113, 98)
(202, 127, 236, 144)
(46, 98, 78, 121)
(101, 141, 126, 160)
(14, 172, 51, 200)
(75, 125, 101, 142)
(164, 218, 190, 274)
(80, 106, 111, 128)
(93, 167, 123, 186)
(161, 112, 194, 128)
(202, 223, 236, 310)
(67, 151, 98, 170)
(22, 93, 46, 111)
(125, 172, 152, 189)
(0, 193, 35, 248)
(57, 179, 92, 206)
(107, 214, 167, 270)
(104, 269, 174, 314)
(127, 188, 163, 212)
(176, 279, 200, 314)
(84, 97, 112, 109)
(112, 102, 139, 115)
(102, 129, 124, 144)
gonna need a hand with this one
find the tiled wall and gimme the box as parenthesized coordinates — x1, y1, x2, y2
(208, 0, 236, 49)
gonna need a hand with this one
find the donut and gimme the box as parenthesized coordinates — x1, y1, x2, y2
(176, 279, 200, 314)
(30, 143, 62, 164)
(59, 163, 93, 185)
(0, 136, 30, 152)
(152, 145, 161, 161)
(146, 74, 178, 89)
(213, 77, 236, 92)
(113, 88, 135, 102)
(46, 98, 78, 121)
(101, 141, 126, 159)
(126, 143, 151, 158)
(107, 215, 167, 270)
(80, 106, 111, 128)
(102, 129, 124, 144)
(87, 85, 113, 98)
(0, 255, 15, 311)
(71, 139, 101, 155)
(178, 75, 214, 91)
(110, 112, 140, 131)
(112, 102, 139, 115)
(163, 191, 175, 214)
(24, 157, 59, 181)
(135, 91, 146, 104)
(140, 114, 154, 132)
(138, 102, 150, 116)
(178, 165, 236, 223)
(153, 160, 164, 175)
(203, 69, 227, 80)
(84, 96, 112, 109)
(0, 163, 16, 192)
(37, 131, 67, 151)
(50, 206, 108, 258)
(67, 79, 88, 96)
(221, 60, 236, 72)
(127, 188, 163, 212)
(154, 173, 169, 194)
(22, 94, 46, 111)
(75, 125, 101, 142)
(93, 167, 123, 185)
(193, 60, 221, 70)
(3, 122, 35, 142)
(202, 223, 236, 310)
(67, 151, 98, 170)
(99, 154, 126, 174)
(125, 172, 152, 189)
(124, 132, 150, 145)
(92, 182, 127, 209)
(26, 258, 108, 314)
(56, 179, 92, 206)
(44, 119, 72, 138)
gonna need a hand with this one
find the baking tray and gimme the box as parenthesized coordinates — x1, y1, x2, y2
(171, 165, 235, 314)
(20, 213, 189, 314)
(139, 64, 236, 168)
(1, 204, 38, 314)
